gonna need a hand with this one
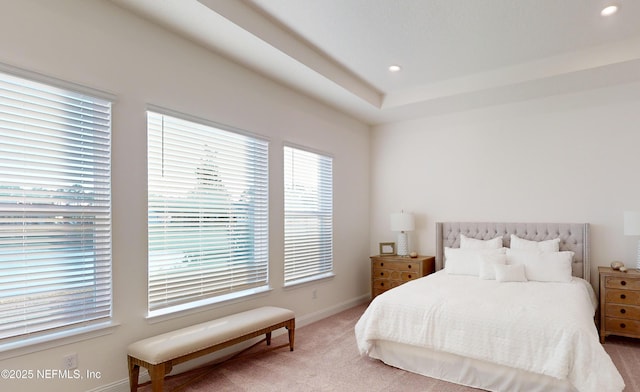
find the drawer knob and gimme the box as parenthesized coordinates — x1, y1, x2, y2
(380, 282, 384, 287)
(380, 272, 384, 276)
(408, 265, 412, 269)
(621, 281, 627, 286)
(620, 309, 627, 314)
(408, 274, 412, 279)
(621, 294, 627, 299)
(380, 262, 384, 267)
(620, 323, 626, 329)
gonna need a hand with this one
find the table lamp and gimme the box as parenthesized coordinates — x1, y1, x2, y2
(391, 211, 415, 257)
(624, 211, 640, 270)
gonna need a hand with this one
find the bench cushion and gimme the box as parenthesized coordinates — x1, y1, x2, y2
(127, 306, 295, 365)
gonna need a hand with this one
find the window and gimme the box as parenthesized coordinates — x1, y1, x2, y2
(283, 145, 333, 285)
(0, 70, 112, 345)
(147, 111, 269, 315)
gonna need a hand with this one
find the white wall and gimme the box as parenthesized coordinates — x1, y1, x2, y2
(371, 81, 640, 286)
(0, 1, 371, 391)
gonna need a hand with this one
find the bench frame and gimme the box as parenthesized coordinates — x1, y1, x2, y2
(127, 317, 295, 392)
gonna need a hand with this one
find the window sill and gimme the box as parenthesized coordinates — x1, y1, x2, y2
(283, 272, 335, 289)
(146, 285, 272, 324)
(0, 321, 119, 361)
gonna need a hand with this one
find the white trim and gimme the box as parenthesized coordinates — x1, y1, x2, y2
(283, 272, 336, 289)
(295, 294, 369, 328)
(146, 104, 270, 143)
(282, 141, 334, 159)
(0, 321, 119, 361)
(0, 61, 116, 102)
(85, 378, 130, 392)
(146, 286, 273, 324)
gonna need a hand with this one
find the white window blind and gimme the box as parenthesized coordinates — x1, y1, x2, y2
(0, 71, 112, 342)
(284, 145, 333, 285)
(147, 111, 269, 314)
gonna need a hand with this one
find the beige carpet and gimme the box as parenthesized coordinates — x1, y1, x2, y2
(139, 303, 640, 392)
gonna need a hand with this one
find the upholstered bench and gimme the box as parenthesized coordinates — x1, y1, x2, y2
(127, 306, 295, 392)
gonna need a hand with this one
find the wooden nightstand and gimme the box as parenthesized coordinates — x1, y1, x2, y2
(599, 266, 640, 343)
(370, 255, 435, 299)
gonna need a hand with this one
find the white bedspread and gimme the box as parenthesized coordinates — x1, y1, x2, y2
(355, 271, 624, 392)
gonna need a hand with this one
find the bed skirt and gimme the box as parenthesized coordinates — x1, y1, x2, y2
(369, 340, 576, 392)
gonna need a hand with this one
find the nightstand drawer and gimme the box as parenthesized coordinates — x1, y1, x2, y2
(372, 279, 404, 290)
(373, 269, 391, 279)
(372, 278, 390, 291)
(606, 289, 640, 305)
(370, 255, 435, 299)
(599, 266, 640, 343)
(606, 303, 640, 320)
(399, 271, 419, 281)
(606, 276, 640, 290)
(372, 260, 420, 271)
(605, 317, 640, 336)
(378, 270, 420, 280)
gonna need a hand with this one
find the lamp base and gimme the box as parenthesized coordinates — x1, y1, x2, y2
(397, 232, 409, 256)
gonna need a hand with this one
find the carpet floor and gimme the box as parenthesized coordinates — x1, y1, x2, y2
(139, 303, 640, 392)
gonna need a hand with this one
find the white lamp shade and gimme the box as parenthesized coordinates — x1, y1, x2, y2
(390, 212, 415, 232)
(624, 211, 640, 236)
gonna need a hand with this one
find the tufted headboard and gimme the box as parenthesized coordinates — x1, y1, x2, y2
(435, 222, 590, 281)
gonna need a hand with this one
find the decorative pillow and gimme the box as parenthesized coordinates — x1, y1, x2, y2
(478, 254, 507, 280)
(510, 234, 560, 252)
(506, 248, 574, 282)
(445, 247, 507, 276)
(494, 263, 528, 282)
(460, 234, 503, 249)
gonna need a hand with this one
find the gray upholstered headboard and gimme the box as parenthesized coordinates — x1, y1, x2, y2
(436, 222, 590, 281)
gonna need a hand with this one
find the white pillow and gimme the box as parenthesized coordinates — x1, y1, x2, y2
(510, 234, 560, 252)
(478, 254, 507, 280)
(445, 247, 506, 276)
(460, 234, 503, 249)
(506, 248, 574, 282)
(495, 263, 528, 282)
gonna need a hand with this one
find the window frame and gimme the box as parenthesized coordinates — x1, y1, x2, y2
(146, 107, 270, 318)
(283, 143, 334, 287)
(0, 64, 115, 355)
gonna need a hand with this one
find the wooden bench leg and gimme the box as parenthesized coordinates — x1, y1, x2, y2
(149, 362, 169, 392)
(266, 331, 272, 346)
(127, 356, 140, 392)
(287, 321, 295, 351)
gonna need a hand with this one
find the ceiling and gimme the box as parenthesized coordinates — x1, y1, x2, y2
(110, 0, 640, 125)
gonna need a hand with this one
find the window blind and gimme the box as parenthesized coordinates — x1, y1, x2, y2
(0, 71, 112, 341)
(284, 145, 333, 285)
(147, 111, 269, 313)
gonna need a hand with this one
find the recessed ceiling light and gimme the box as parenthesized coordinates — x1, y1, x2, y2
(601, 5, 619, 16)
(388, 65, 402, 72)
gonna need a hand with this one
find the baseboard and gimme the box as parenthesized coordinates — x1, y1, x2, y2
(295, 294, 369, 328)
(86, 378, 129, 392)
(87, 366, 152, 392)
(88, 294, 369, 392)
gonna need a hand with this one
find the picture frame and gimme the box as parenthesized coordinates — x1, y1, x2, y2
(379, 242, 396, 256)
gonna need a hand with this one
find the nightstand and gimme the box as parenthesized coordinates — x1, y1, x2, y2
(599, 266, 640, 343)
(370, 255, 435, 299)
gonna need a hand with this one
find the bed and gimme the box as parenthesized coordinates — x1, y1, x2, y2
(355, 222, 624, 392)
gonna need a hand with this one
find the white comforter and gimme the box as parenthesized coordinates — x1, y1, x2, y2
(355, 271, 624, 392)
